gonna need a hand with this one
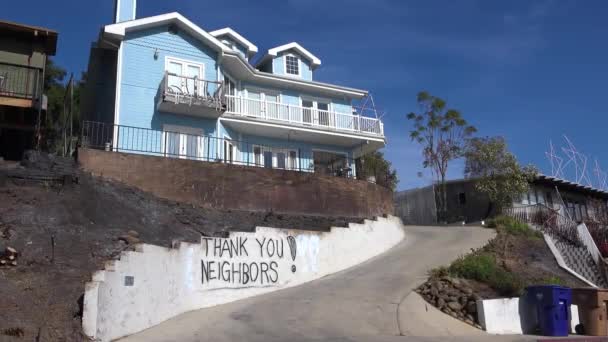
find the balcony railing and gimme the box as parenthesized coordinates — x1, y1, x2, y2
(0, 62, 42, 100)
(159, 71, 224, 111)
(224, 95, 384, 136)
(80, 121, 357, 178)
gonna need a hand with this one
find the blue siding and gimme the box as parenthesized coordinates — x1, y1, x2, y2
(218, 128, 356, 175)
(272, 56, 284, 76)
(216, 35, 248, 58)
(271, 51, 313, 81)
(116, 0, 136, 23)
(118, 25, 218, 129)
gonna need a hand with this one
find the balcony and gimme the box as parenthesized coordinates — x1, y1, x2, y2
(156, 71, 226, 118)
(0, 62, 42, 108)
(223, 95, 384, 137)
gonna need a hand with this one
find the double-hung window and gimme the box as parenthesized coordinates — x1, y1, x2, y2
(285, 55, 300, 76)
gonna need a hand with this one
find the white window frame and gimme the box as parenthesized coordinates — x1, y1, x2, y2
(164, 57, 205, 96)
(222, 134, 239, 164)
(252, 145, 298, 170)
(300, 96, 333, 126)
(284, 53, 301, 77)
(161, 124, 205, 160)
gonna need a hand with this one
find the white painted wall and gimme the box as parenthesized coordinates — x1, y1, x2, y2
(477, 298, 580, 335)
(82, 216, 405, 342)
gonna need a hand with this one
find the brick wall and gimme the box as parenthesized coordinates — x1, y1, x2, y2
(78, 148, 394, 218)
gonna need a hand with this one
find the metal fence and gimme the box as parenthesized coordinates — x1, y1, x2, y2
(80, 121, 356, 178)
(503, 204, 582, 246)
(0, 62, 41, 99)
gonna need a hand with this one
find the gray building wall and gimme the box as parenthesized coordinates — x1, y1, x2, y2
(394, 186, 437, 225)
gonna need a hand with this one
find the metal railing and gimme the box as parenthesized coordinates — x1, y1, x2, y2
(503, 204, 582, 246)
(80, 121, 357, 178)
(160, 71, 224, 109)
(224, 95, 384, 136)
(0, 62, 41, 100)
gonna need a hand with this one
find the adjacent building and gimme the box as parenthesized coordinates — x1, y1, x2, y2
(0, 20, 57, 160)
(395, 174, 608, 225)
(81, 0, 385, 178)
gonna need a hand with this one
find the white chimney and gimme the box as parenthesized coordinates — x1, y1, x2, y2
(114, 0, 136, 23)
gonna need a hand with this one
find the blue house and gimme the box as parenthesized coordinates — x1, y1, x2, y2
(82, 0, 385, 178)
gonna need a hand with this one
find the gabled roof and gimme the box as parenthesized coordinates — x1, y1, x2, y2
(209, 27, 258, 58)
(104, 12, 230, 54)
(101, 12, 366, 98)
(256, 42, 322, 70)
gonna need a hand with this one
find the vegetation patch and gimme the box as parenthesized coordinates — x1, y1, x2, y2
(418, 216, 585, 328)
(485, 215, 542, 239)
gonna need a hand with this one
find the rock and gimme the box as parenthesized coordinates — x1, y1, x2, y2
(450, 312, 458, 318)
(447, 302, 462, 311)
(474, 324, 483, 330)
(466, 314, 475, 322)
(430, 287, 439, 297)
(462, 287, 473, 295)
(118, 235, 140, 245)
(470, 293, 482, 301)
(437, 298, 446, 309)
(127, 230, 140, 237)
(467, 301, 477, 313)
(465, 319, 474, 325)
(459, 296, 468, 306)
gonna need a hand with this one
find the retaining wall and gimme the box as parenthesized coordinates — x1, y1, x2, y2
(82, 215, 405, 341)
(77, 148, 394, 218)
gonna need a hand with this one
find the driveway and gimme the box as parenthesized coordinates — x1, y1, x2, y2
(121, 225, 498, 342)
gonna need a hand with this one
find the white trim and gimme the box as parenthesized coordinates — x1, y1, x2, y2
(284, 54, 301, 77)
(268, 42, 321, 66)
(112, 42, 124, 151)
(115, 0, 121, 23)
(209, 27, 258, 56)
(162, 124, 203, 135)
(220, 116, 385, 144)
(225, 54, 367, 98)
(161, 125, 205, 160)
(104, 12, 230, 53)
(102, 12, 366, 98)
(164, 56, 205, 76)
(132, 0, 136, 21)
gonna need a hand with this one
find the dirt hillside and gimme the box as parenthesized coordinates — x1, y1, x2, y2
(0, 154, 362, 341)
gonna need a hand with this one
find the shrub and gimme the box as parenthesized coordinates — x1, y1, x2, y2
(539, 276, 566, 286)
(448, 252, 523, 296)
(486, 215, 542, 239)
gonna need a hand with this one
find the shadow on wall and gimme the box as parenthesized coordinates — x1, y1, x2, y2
(78, 148, 394, 218)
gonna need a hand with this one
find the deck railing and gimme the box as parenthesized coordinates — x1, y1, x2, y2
(80, 120, 356, 178)
(0, 62, 41, 100)
(503, 204, 582, 246)
(224, 95, 384, 136)
(160, 71, 224, 109)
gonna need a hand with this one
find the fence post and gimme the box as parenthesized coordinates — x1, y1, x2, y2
(116, 125, 120, 152)
(298, 148, 302, 172)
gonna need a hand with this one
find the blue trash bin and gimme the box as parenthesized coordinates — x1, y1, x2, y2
(525, 285, 572, 336)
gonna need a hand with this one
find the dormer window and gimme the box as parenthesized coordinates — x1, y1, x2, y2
(285, 55, 300, 76)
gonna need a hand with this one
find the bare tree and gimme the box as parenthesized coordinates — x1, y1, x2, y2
(407, 91, 476, 221)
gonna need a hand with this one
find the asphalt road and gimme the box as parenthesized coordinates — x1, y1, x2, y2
(121, 225, 500, 342)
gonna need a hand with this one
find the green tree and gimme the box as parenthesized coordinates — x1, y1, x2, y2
(360, 151, 398, 191)
(39, 59, 84, 155)
(407, 91, 476, 221)
(464, 136, 537, 216)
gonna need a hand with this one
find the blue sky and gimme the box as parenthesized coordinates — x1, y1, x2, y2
(5, 0, 608, 190)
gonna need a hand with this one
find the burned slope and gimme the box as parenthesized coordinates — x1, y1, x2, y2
(0, 156, 362, 341)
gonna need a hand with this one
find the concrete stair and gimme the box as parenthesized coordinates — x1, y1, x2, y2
(553, 239, 607, 287)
